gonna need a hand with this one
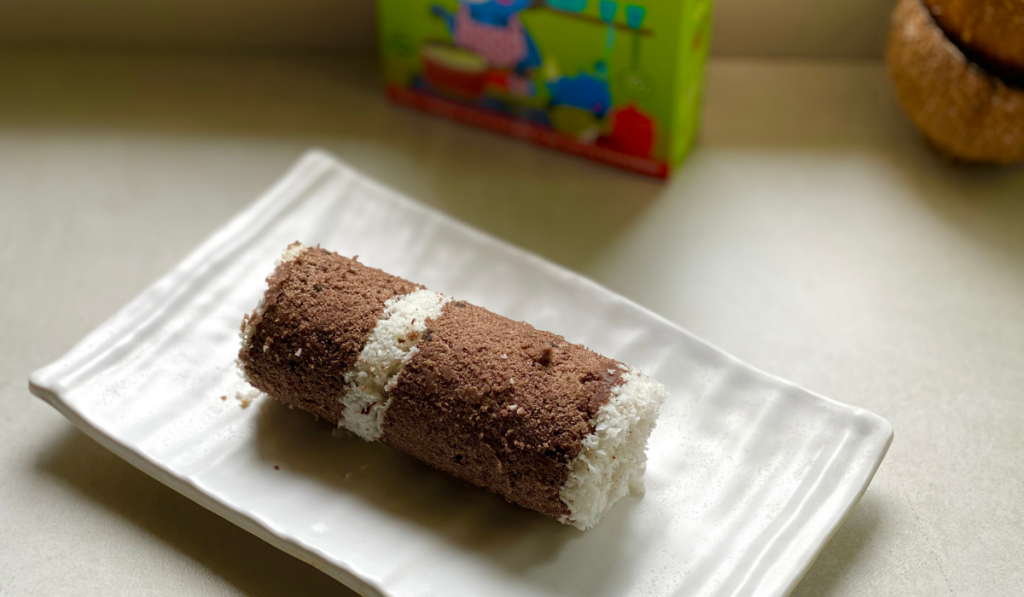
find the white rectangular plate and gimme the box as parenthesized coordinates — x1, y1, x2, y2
(30, 151, 892, 597)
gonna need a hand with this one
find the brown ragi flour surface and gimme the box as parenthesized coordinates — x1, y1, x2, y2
(239, 247, 419, 423)
(383, 301, 624, 519)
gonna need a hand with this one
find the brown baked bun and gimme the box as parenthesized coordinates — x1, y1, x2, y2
(888, 0, 1024, 163)
(925, 0, 1024, 76)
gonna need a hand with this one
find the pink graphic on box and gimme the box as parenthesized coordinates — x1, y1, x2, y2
(454, 5, 528, 69)
(432, 0, 542, 73)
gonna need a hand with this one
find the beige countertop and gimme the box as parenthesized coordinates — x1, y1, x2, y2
(0, 51, 1021, 597)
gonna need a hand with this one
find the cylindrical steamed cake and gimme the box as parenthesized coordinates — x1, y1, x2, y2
(238, 243, 667, 530)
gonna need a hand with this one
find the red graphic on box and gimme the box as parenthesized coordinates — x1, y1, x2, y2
(387, 85, 668, 178)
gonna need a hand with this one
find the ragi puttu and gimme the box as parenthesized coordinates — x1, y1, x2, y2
(238, 243, 667, 530)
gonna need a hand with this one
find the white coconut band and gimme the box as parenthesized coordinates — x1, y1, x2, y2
(559, 367, 668, 530)
(338, 289, 450, 441)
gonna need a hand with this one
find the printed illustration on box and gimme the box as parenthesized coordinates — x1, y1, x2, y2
(379, 0, 712, 177)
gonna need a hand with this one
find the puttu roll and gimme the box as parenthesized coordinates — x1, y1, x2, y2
(238, 243, 667, 530)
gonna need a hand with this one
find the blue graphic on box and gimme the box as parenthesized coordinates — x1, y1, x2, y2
(547, 69, 611, 117)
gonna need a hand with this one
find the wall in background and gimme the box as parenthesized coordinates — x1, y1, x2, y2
(0, 0, 894, 59)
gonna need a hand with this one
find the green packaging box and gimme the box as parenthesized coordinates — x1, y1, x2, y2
(378, 0, 712, 178)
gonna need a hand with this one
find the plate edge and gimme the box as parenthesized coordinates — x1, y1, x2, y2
(776, 425, 893, 597)
(27, 379, 391, 597)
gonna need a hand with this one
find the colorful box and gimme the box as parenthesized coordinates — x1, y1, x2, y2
(377, 0, 713, 178)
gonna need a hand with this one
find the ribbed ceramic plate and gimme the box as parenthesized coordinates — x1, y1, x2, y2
(30, 150, 892, 597)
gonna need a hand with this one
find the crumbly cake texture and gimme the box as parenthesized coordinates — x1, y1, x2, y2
(238, 243, 668, 530)
(239, 244, 420, 423)
(560, 368, 667, 529)
(342, 289, 450, 441)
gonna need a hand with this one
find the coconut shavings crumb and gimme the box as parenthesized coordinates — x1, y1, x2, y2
(236, 387, 261, 408)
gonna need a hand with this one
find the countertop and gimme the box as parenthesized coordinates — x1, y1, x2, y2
(0, 51, 1021, 597)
